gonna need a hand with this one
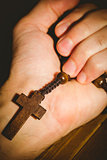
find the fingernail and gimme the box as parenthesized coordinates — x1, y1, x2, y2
(78, 72, 86, 83)
(58, 37, 73, 56)
(56, 22, 70, 36)
(63, 60, 76, 76)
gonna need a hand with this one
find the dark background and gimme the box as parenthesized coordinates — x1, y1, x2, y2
(0, 0, 107, 86)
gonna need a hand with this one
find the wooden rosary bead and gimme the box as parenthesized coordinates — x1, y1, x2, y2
(40, 72, 71, 96)
(93, 73, 107, 93)
(57, 72, 70, 84)
(2, 72, 107, 140)
(40, 72, 107, 95)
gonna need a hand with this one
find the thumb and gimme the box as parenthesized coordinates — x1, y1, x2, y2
(18, 0, 80, 33)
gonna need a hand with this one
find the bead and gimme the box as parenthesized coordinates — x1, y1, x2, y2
(57, 72, 69, 84)
(40, 71, 106, 96)
(93, 75, 105, 88)
(93, 73, 107, 92)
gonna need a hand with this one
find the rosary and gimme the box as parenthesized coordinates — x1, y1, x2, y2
(2, 72, 107, 140)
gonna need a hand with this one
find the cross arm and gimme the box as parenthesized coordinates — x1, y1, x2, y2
(16, 93, 27, 106)
(32, 105, 46, 120)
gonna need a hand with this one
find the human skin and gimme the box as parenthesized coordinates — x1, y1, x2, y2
(0, 0, 107, 160)
(56, 3, 107, 83)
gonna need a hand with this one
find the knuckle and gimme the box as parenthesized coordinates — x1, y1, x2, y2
(78, 43, 90, 59)
(97, 26, 107, 48)
(81, 20, 91, 35)
(73, 20, 91, 37)
(88, 56, 102, 72)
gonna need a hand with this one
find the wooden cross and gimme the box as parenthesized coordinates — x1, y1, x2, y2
(2, 91, 46, 140)
(2, 72, 107, 141)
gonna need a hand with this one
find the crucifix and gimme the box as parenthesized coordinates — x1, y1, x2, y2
(2, 72, 69, 140)
(2, 91, 46, 140)
(2, 72, 107, 140)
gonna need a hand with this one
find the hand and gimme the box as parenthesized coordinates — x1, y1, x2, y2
(56, 3, 107, 83)
(0, 1, 107, 160)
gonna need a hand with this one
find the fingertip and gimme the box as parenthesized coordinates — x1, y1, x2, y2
(77, 71, 93, 84)
(62, 59, 76, 77)
(57, 37, 73, 56)
(77, 71, 86, 84)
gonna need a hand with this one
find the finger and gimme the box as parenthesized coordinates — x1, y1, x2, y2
(17, 0, 79, 33)
(77, 49, 107, 84)
(55, 3, 97, 37)
(62, 26, 107, 77)
(57, 9, 107, 56)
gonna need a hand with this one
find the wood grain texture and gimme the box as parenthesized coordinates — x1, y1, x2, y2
(2, 91, 46, 140)
(73, 119, 107, 160)
(36, 113, 107, 160)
